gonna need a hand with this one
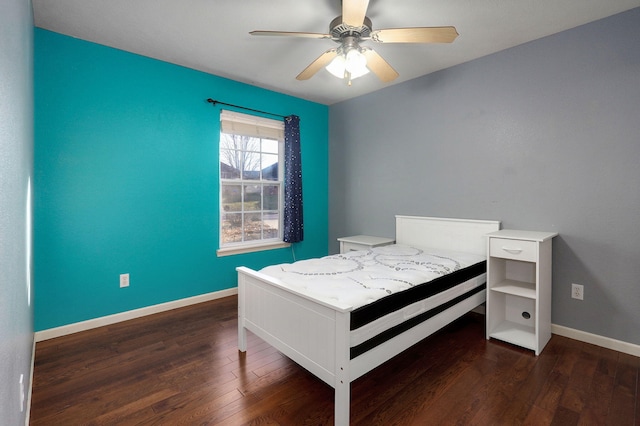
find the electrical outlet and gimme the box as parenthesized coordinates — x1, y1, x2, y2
(571, 283, 584, 300)
(120, 273, 130, 288)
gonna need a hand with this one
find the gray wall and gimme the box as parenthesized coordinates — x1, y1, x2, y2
(0, 0, 34, 423)
(329, 9, 640, 345)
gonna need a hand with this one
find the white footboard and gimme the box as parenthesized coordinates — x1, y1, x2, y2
(237, 266, 353, 425)
(238, 267, 349, 384)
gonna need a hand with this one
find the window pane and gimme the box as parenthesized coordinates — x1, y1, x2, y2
(221, 213, 242, 243)
(221, 185, 242, 212)
(264, 212, 279, 239)
(243, 185, 261, 211)
(242, 151, 261, 180)
(263, 184, 279, 210)
(220, 133, 239, 151)
(244, 213, 262, 241)
(220, 160, 241, 179)
(244, 136, 261, 152)
(220, 135, 242, 179)
(261, 153, 279, 181)
(262, 139, 279, 154)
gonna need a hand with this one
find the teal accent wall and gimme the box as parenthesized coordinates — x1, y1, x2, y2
(34, 29, 329, 331)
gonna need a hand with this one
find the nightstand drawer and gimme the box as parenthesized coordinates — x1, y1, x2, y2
(489, 238, 537, 262)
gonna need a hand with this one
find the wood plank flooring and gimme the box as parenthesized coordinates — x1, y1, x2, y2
(30, 296, 639, 425)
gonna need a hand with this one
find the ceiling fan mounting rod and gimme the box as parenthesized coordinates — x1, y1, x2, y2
(340, 35, 361, 53)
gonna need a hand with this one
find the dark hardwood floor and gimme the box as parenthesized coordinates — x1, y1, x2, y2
(31, 296, 639, 425)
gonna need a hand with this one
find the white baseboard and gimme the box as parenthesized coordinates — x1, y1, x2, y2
(34, 288, 238, 342)
(551, 324, 640, 358)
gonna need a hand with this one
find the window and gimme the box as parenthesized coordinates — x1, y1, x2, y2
(218, 110, 287, 255)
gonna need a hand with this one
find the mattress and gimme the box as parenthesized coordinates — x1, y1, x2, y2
(260, 244, 486, 358)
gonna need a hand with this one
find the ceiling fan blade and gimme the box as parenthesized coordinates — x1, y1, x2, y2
(296, 49, 338, 80)
(371, 26, 459, 43)
(250, 30, 331, 39)
(342, 0, 370, 27)
(362, 49, 398, 83)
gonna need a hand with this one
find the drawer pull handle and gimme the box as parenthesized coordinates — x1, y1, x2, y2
(502, 247, 523, 254)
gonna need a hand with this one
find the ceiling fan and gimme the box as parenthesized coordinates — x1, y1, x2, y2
(250, 0, 458, 85)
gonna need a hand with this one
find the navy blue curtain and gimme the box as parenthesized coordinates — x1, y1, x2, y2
(283, 115, 303, 243)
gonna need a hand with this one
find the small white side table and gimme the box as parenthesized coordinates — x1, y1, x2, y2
(337, 235, 395, 254)
(485, 229, 558, 355)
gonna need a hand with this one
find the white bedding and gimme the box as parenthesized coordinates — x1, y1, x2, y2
(260, 244, 485, 311)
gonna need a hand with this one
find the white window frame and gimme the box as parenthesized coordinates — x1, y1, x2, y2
(216, 110, 289, 256)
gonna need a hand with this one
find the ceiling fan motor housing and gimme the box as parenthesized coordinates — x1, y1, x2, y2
(330, 15, 372, 40)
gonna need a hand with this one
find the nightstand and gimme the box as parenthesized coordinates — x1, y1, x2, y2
(337, 235, 395, 254)
(485, 229, 558, 355)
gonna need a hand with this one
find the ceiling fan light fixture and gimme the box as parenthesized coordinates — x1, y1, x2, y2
(345, 48, 367, 74)
(325, 55, 346, 78)
(325, 47, 369, 81)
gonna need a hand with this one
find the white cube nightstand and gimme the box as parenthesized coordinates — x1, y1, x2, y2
(337, 235, 395, 254)
(485, 229, 558, 355)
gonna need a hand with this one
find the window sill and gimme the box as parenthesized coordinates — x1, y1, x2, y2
(216, 241, 291, 257)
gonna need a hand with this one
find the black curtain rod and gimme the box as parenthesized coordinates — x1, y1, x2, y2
(207, 98, 288, 119)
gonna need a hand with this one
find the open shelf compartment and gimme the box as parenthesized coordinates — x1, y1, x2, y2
(491, 279, 536, 299)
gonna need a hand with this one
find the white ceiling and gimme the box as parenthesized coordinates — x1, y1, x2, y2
(33, 0, 640, 105)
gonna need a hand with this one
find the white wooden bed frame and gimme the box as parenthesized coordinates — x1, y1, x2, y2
(237, 215, 500, 425)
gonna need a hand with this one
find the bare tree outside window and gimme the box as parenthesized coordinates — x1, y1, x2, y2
(220, 134, 261, 179)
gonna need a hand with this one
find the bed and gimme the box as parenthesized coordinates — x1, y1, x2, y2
(237, 215, 500, 425)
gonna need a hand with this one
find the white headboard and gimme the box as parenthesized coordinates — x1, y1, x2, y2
(395, 215, 501, 256)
